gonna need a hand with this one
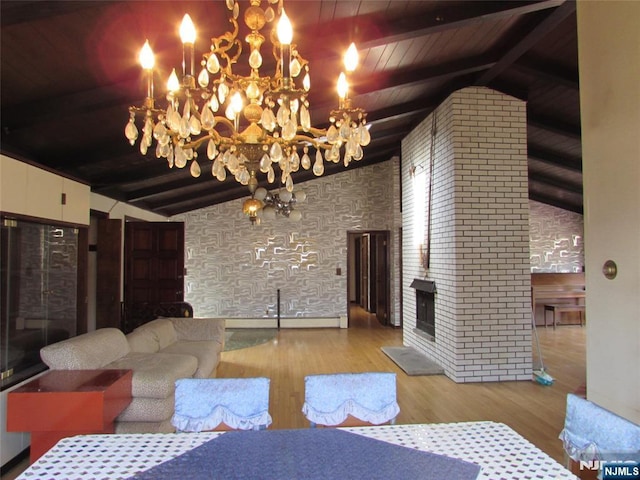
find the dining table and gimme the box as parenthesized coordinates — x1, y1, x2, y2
(15, 421, 577, 479)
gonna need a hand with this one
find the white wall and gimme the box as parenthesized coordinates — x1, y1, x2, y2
(577, 1, 640, 423)
(90, 193, 168, 222)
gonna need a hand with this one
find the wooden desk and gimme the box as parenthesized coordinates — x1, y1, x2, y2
(6, 369, 132, 463)
(531, 273, 586, 326)
(544, 304, 586, 328)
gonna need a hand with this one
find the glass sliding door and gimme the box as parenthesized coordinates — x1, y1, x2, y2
(1, 217, 78, 389)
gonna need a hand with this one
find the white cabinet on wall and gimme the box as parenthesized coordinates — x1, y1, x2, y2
(0, 155, 90, 225)
(0, 155, 28, 214)
(61, 177, 90, 224)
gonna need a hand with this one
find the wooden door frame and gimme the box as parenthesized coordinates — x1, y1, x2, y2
(95, 216, 122, 330)
(347, 230, 391, 327)
(123, 221, 185, 333)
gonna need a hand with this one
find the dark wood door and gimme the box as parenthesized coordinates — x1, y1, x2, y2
(124, 222, 184, 332)
(374, 232, 390, 325)
(96, 219, 121, 330)
(354, 237, 361, 302)
(360, 234, 369, 310)
(369, 234, 378, 312)
(347, 230, 391, 327)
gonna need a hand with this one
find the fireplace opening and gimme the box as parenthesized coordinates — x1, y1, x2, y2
(410, 279, 436, 338)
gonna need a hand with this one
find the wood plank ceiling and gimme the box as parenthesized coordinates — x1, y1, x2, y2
(0, 0, 582, 217)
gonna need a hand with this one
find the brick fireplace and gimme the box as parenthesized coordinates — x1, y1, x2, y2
(410, 279, 436, 338)
(401, 87, 532, 382)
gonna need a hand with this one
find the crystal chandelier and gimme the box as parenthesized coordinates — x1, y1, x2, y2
(125, 0, 370, 196)
(243, 187, 305, 224)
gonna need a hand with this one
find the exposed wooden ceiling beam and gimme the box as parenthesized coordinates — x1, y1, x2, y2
(1, 0, 119, 27)
(528, 112, 581, 139)
(529, 191, 582, 214)
(528, 146, 582, 172)
(476, 0, 576, 85)
(529, 172, 582, 194)
(352, 57, 495, 98)
(356, 0, 565, 50)
(514, 57, 579, 90)
(1, 81, 137, 131)
(126, 173, 241, 203)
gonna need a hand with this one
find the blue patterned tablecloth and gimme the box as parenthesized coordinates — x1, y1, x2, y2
(128, 428, 480, 480)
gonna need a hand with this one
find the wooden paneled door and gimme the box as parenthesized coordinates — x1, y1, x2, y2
(348, 230, 391, 327)
(124, 222, 185, 332)
(96, 218, 122, 330)
(360, 234, 369, 311)
(373, 232, 390, 325)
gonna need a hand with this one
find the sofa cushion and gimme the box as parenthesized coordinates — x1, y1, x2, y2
(115, 418, 175, 434)
(134, 319, 178, 350)
(168, 317, 225, 344)
(106, 352, 197, 398)
(40, 328, 130, 369)
(117, 395, 175, 423)
(161, 341, 222, 379)
(126, 328, 159, 353)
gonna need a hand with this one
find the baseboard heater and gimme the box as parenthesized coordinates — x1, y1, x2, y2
(225, 317, 347, 329)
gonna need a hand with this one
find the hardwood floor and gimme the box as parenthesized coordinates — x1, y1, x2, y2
(218, 305, 585, 464)
(1, 306, 585, 478)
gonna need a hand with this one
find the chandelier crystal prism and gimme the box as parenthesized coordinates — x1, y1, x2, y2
(125, 0, 370, 194)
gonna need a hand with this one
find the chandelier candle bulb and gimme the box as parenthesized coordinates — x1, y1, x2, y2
(344, 43, 359, 72)
(179, 14, 196, 82)
(139, 40, 155, 101)
(167, 69, 180, 93)
(337, 73, 348, 101)
(277, 9, 293, 84)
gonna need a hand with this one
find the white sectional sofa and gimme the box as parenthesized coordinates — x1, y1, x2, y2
(39, 317, 225, 433)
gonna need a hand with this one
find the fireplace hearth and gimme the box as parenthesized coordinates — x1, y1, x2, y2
(410, 279, 436, 338)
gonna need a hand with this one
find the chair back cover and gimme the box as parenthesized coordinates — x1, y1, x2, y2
(302, 372, 399, 426)
(559, 393, 640, 463)
(172, 377, 272, 431)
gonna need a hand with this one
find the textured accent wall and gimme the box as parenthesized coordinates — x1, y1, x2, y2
(529, 200, 584, 272)
(172, 159, 401, 323)
(402, 87, 532, 382)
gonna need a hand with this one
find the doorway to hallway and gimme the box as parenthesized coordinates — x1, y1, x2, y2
(347, 231, 391, 327)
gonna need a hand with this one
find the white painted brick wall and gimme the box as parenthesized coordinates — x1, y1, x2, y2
(402, 87, 532, 382)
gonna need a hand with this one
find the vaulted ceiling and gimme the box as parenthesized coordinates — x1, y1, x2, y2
(1, 0, 582, 217)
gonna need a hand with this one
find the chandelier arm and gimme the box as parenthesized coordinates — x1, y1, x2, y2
(180, 116, 238, 151)
(209, 14, 242, 69)
(215, 116, 236, 130)
(291, 48, 309, 72)
(270, 37, 284, 82)
(304, 126, 328, 137)
(217, 37, 243, 76)
(282, 135, 329, 151)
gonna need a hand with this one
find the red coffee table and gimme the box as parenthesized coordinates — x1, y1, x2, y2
(7, 369, 132, 463)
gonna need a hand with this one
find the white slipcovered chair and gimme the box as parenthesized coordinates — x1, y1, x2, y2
(559, 393, 640, 479)
(302, 372, 400, 427)
(172, 377, 272, 432)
